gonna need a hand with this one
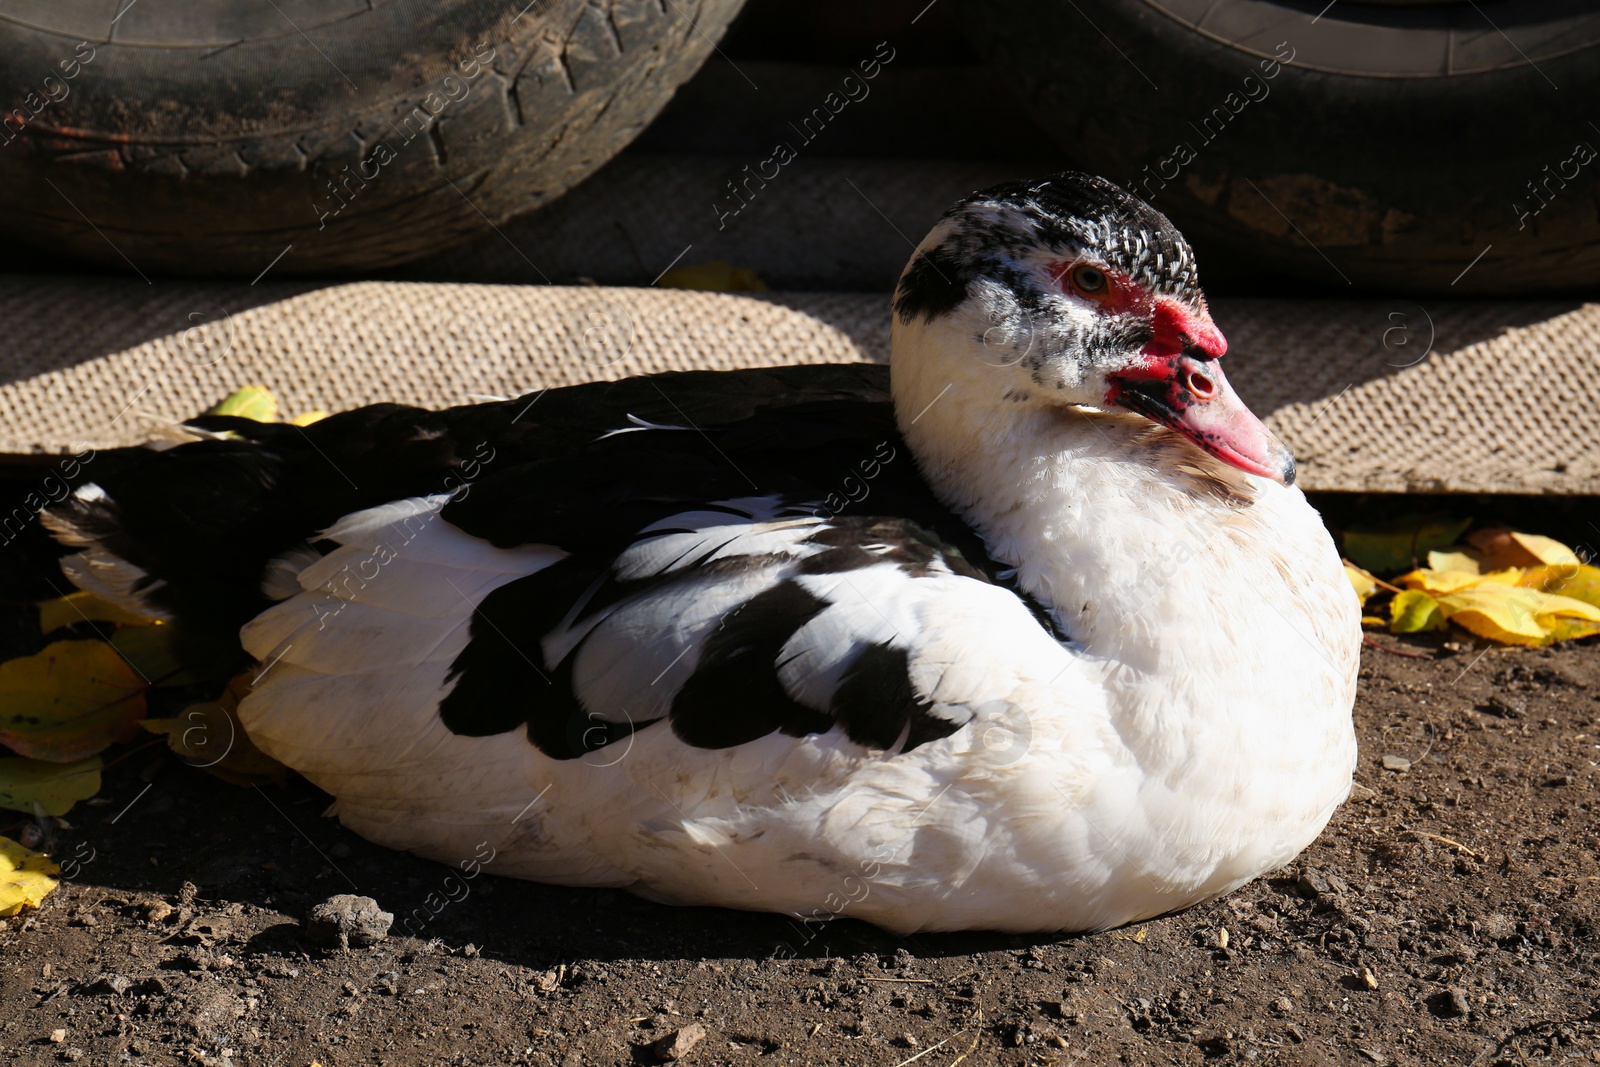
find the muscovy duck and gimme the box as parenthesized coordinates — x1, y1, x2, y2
(44, 173, 1359, 933)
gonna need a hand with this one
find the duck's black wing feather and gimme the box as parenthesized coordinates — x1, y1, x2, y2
(44, 365, 1066, 758)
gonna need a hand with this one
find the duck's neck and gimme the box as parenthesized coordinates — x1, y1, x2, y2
(890, 325, 1339, 678)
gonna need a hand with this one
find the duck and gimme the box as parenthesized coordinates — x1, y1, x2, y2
(42, 172, 1360, 935)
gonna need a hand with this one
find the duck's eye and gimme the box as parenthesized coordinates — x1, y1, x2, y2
(1069, 264, 1107, 296)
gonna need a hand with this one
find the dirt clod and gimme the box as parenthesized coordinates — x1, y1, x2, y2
(1429, 987, 1471, 1018)
(303, 894, 392, 950)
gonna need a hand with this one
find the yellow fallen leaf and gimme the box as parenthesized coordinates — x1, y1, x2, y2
(1436, 584, 1600, 647)
(0, 640, 147, 761)
(0, 756, 102, 816)
(1519, 563, 1600, 608)
(1468, 527, 1581, 571)
(1425, 550, 1479, 575)
(1390, 590, 1447, 633)
(1360, 615, 1387, 628)
(1541, 617, 1600, 643)
(0, 835, 60, 917)
(142, 672, 285, 786)
(208, 385, 279, 422)
(1397, 567, 1489, 595)
(36, 591, 157, 634)
(1345, 564, 1377, 604)
(289, 409, 330, 426)
(657, 259, 769, 292)
(1510, 532, 1581, 567)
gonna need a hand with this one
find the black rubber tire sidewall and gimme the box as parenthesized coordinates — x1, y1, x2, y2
(955, 0, 1600, 295)
(0, 0, 744, 276)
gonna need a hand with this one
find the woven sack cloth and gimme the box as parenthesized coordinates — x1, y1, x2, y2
(0, 275, 1591, 494)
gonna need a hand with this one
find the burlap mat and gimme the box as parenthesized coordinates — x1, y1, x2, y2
(0, 275, 1592, 494)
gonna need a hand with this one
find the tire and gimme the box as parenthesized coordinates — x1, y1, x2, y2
(954, 0, 1600, 294)
(0, 0, 744, 277)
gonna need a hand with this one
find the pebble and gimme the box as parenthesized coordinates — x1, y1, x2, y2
(303, 894, 393, 950)
(1382, 755, 1411, 772)
(1269, 996, 1293, 1014)
(648, 1023, 707, 1061)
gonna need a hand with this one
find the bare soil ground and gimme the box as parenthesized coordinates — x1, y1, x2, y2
(3, 612, 1598, 1066)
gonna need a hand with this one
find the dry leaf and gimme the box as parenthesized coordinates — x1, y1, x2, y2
(1398, 565, 1484, 595)
(0, 835, 60, 917)
(36, 592, 157, 634)
(1435, 584, 1600, 647)
(1389, 590, 1447, 634)
(1345, 564, 1377, 604)
(1509, 532, 1581, 567)
(1380, 530, 1599, 646)
(142, 672, 285, 786)
(657, 259, 769, 292)
(1424, 550, 1478, 575)
(0, 640, 147, 761)
(1537, 617, 1600, 643)
(1519, 563, 1600, 607)
(0, 756, 102, 816)
(1467, 527, 1581, 570)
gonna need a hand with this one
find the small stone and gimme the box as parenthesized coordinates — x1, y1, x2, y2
(1382, 755, 1411, 772)
(1359, 966, 1380, 990)
(648, 1023, 707, 1061)
(1270, 996, 1293, 1014)
(144, 901, 173, 923)
(49, 1029, 66, 1044)
(1216, 927, 1230, 950)
(303, 894, 392, 949)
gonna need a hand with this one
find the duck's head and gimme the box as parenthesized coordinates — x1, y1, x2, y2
(891, 172, 1295, 486)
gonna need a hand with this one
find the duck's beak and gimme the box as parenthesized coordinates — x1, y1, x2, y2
(1106, 351, 1296, 486)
